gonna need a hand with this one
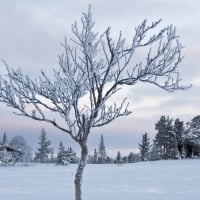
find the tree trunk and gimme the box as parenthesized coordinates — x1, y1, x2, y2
(75, 142, 88, 200)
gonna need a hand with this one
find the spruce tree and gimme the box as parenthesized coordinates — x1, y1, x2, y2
(190, 115, 200, 129)
(116, 151, 122, 164)
(66, 147, 77, 163)
(35, 128, 51, 163)
(57, 142, 77, 165)
(128, 152, 134, 163)
(150, 139, 161, 161)
(98, 135, 106, 164)
(57, 141, 65, 165)
(93, 148, 98, 164)
(49, 149, 55, 163)
(139, 132, 150, 161)
(2, 132, 8, 145)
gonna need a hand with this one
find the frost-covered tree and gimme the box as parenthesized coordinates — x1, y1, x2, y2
(0, 5, 189, 200)
(139, 132, 150, 161)
(189, 115, 200, 129)
(9, 135, 32, 165)
(98, 134, 106, 164)
(66, 146, 77, 163)
(184, 115, 200, 157)
(34, 128, 51, 163)
(57, 142, 77, 165)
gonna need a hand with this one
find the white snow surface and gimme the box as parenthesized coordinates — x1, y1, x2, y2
(0, 160, 200, 200)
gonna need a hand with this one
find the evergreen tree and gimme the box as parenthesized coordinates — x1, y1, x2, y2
(139, 132, 150, 161)
(2, 132, 8, 145)
(98, 135, 106, 164)
(66, 147, 77, 163)
(56, 141, 65, 165)
(190, 115, 200, 129)
(122, 156, 128, 163)
(155, 116, 178, 159)
(57, 142, 77, 165)
(93, 148, 98, 164)
(35, 128, 51, 163)
(149, 139, 161, 161)
(115, 151, 122, 164)
(49, 149, 56, 163)
(105, 156, 113, 164)
(128, 152, 134, 163)
(184, 115, 200, 157)
(87, 155, 94, 164)
(174, 118, 185, 158)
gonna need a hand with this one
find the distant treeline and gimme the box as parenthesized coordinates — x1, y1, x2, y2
(1, 114, 200, 166)
(0, 128, 78, 166)
(88, 115, 200, 164)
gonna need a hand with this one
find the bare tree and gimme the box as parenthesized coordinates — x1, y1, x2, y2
(0, 5, 189, 200)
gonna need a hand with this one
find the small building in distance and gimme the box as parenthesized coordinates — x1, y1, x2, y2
(0, 145, 23, 166)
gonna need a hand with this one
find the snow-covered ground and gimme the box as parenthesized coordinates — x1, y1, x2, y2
(0, 160, 200, 200)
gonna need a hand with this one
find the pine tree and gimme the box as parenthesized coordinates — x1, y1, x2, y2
(174, 118, 185, 158)
(122, 156, 128, 163)
(155, 116, 178, 159)
(190, 115, 200, 129)
(35, 128, 51, 163)
(98, 135, 106, 164)
(56, 141, 65, 165)
(66, 146, 77, 163)
(93, 148, 98, 164)
(57, 142, 77, 165)
(105, 156, 113, 164)
(128, 152, 134, 163)
(139, 132, 150, 161)
(150, 139, 161, 161)
(115, 151, 122, 164)
(2, 132, 8, 145)
(49, 149, 55, 163)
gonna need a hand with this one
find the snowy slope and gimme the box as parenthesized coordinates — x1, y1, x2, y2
(0, 160, 200, 200)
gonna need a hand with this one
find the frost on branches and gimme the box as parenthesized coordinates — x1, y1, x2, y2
(0, 5, 189, 200)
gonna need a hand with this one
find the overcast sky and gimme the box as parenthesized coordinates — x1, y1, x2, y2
(0, 0, 200, 157)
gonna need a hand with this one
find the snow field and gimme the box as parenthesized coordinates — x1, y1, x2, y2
(0, 160, 200, 200)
